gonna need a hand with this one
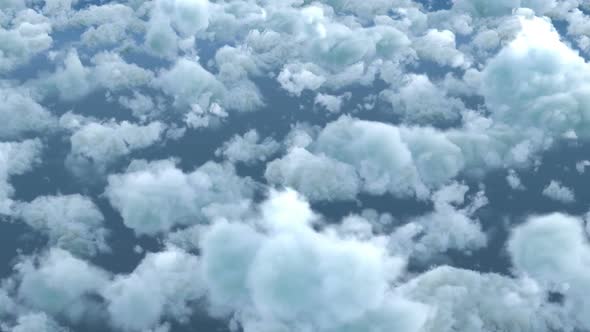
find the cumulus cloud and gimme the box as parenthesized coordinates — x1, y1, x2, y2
(509, 213, 590, 330)
(265, 147, 361, 201)
(507, 169, 525, 190)
(308, 116, 464, 199)
(4, 1, 590, 332)
(105, 159, 255, 235)
(0, 87, 57, 139)
(215, 130, 280, 165)
(414, 29, 467, 68)
(542, 180, 575, 203)
(399, 266, 562, 332)
(8, 312, 69, 332)
(482, 15, 590, 139)
(314, 92, 350, 113)
(390, 183, 487, 260)
(103, 247, 203, 331)
(66, 120, 165, 177)
(144, 0, 209, 57)
(15, 248, 110, 323)
(154, 57, 224, 111)
(13, 195, 109, 256)
(0, 139, 42, 214)
(277, 63, 326, 96)
(0, 9, 52, 73)
(381, 74, 464, 125)
(200, 189, 429, 332)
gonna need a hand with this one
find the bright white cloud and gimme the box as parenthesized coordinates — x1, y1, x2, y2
(200, 189, 428, 332)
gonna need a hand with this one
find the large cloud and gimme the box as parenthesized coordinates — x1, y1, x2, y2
(267, 116, 465, 201)
(200, 189, 429, 332)
(509, 213, 590, 330)
(482, 15, 590, 139)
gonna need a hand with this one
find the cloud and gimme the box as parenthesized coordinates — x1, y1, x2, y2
(414, 29, 467, 68)
(314, 92, 350, 113)
(105, 159, 255, 235)
(154, 57, 224, 111)
(199, 189, 429, 332)
(15, 248, 110, 323)
(507, 169, 525, 190)
(8, 312, 69, 332)
(0, 139, 42, 214)
(312, 116, 464, 199)
(508, 213, 590, 330)
(277, 63, 326, 96)
(482, 15, 590, 139)
(542, 180, 575, 203)
(390, 183, 487, 260)
(103, 247, 203, 331)
(399, 265, 561, 332)
(13, 194, 109, 257)
(0, 9, 52, 73)
(65, 120, 165, 177)
(0, 87, 57, 139)
(216, 130, 280, 165)
(381, 74, 464, 125)
(265, 147, 361, 201)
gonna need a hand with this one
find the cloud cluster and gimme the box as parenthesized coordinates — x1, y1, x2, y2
(3, 0, 590, 332)
(105, 159, 255, 235)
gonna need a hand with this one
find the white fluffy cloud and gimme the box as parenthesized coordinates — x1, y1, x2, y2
(0, 9, 52, 73)
(13, 195, 109, 256)
(381, 74, 464, 125)
(390, 183, 487, 260)
(265, 147, 361, 201)
(144, 0, 209, 57)
(216, 130, 280, 165)
(312, 116, 464, 199)
(509, 213, 590, 330)
(482, 16, 590, 139)
(200, 189, 429, 332)
(66, 120, 165, 177)
(414, 29, 467, 68)
(154, 57, 224, 111)
(399, 266, 562, 332)
(105, 159, 255, 235)
(542, 180, 575, 203)
(8, 312, 69, 332)
(0, 139, 42, 214)
(103, 247, 203, 331)
(0, 87, 56, 139)
(15, 248, 110, 323)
